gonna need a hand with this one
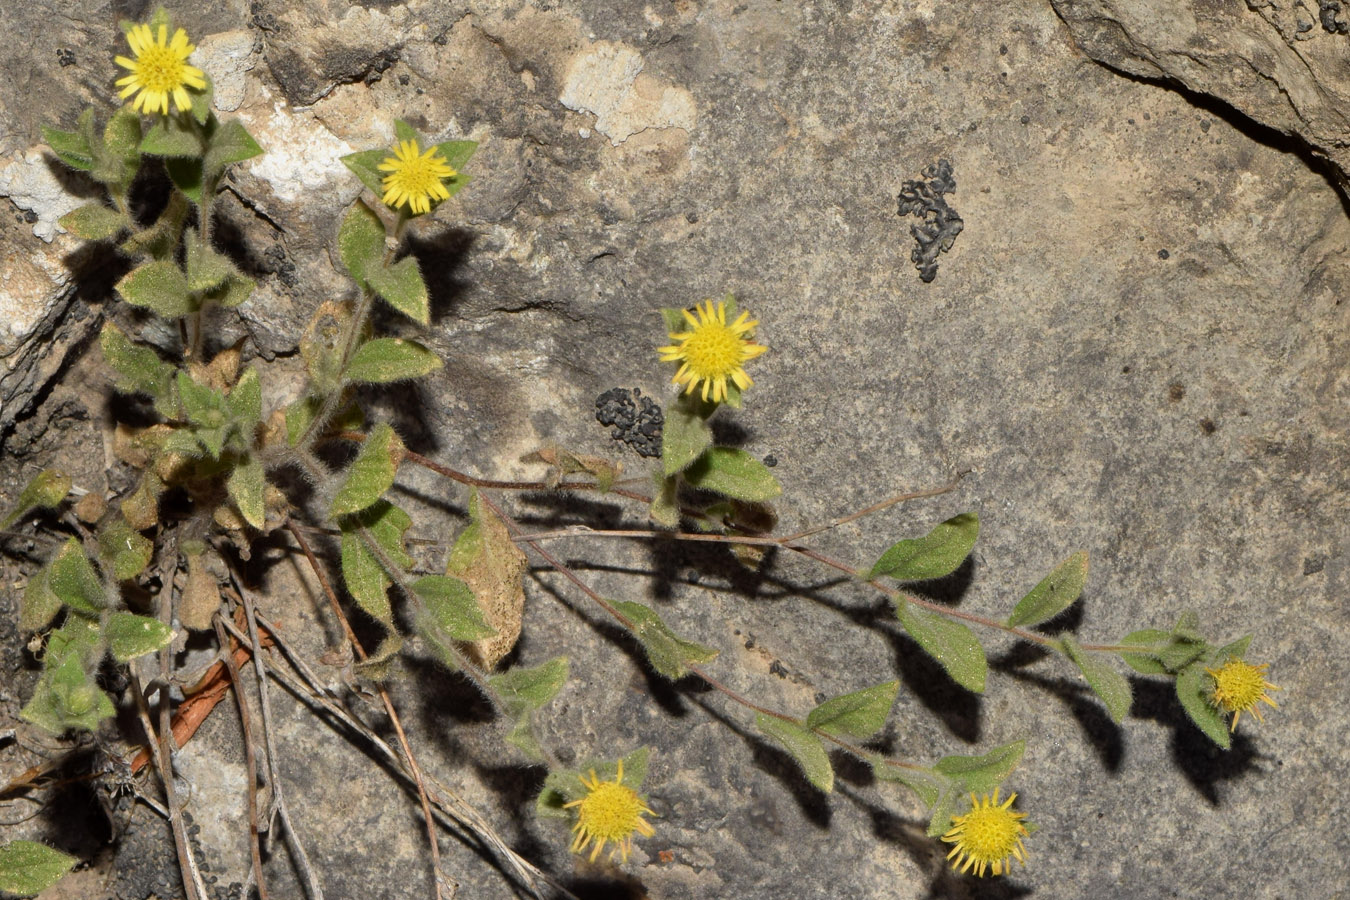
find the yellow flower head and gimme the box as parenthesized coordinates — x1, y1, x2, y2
(941, 789, 1031, 878)
(563, 760, 656, 864)
(658, 299, 768, 404)
(114, 23, 207, 116)
(1207, 656, 1280, 731)
(378, 139, 456, 215)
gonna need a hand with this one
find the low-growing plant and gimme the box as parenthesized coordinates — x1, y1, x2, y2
(0, 9, 1281, 898)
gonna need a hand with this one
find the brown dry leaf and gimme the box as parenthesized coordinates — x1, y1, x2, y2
(113, 423, 173, 469)
(190, 341, 243, 393)
(448, 490, 527, 669)
(179, 548, 223, 632)
(74, 491, 108, 525)
(120, 472, 164, 531)
(522, 445, 621, 491)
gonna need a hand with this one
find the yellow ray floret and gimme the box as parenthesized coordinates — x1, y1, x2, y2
(563, 760, 656, 864)
(115, 23, 207, 115)
(1207, 657, 1281, 731)
(658, 299, 768, 404)
(378, 139, 457, 215)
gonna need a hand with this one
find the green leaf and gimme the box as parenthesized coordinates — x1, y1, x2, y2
(226, 453, 266, 529)
(189, 73, 215, 125)
(45, 617, 103, 666)
(0, 841, 78, 896)
(186, 230, 237, 292)
(869, 512, 979, 581)
(164, 157, 204, 203)
(1158, 638, 1207, 673)
(45, 539, 106, 616)
(99, 323, 177, 411)
(432, 139, 478, 173)
(1007, 551, 1088, 627)
(105, 611, 174, 662)
(1061, 633, 1132, 723)
(226, 366, 263, 428)
(413, 574, 494, 640)
(338, 200, 387, 288)
(331, 423, 404, 517)
(490, 656, 570, 716)
(926, 781, 963, 837)
(754, 714, 833, 792)
(1212, 634, 1253, 663)
(20, 568, 63, 632)
(102, 108, 143, 162)
(58, 204, 128, 241)
(43, 112, 95, 171)
(344, 338, 442, 384)
(1176, 662, 1231, 749)
(285, 396, 322, 446)
(337, 501, 415, 628)
(97, 517, 154, 581)
(206, 272, 255, 309)
(368, 257, 430, 325)
(611, 599, 719, 679)
(2, 469, 73, 528)
(806, 680, 899, 739)
(120, 191, 189, 261)
(1119, 628, 1173, 674)
(870, 758, 947, 807)
(660, 392, 714, 477)
(894, 600, 986, 692)
(140, 114, 203, 157)
(177, 372, 228, 457)
(117, 260, 194, 318)
(22, 652, 116, 733)
(394, 120, 419, 143)
(933, 739, 1026, 794)
(683, 447, 781, 501)
(488, 656, 569, 762)
(203, 119, 263, 179)
(352, 632, 403, 682)
(649, 474, 679, 527)
(341, 148, 389, 197)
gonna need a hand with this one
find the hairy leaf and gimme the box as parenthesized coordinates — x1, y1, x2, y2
(1006, 551, 1088, 627)
(612, 599, 719, 679)
(344, 338, 442, 384)
(0, 841, 78, 896)
(755, 714, 833, 792)
(368, 257, 430, 325)
(807, 680, 899, 739)
(869, 512, 979, 581)
(2, 469, 72, 529)
(895, 599, 986, 692)
(1061, 633, 1132, 723)
(683, 447, 781, 501)
(105, 612, 174, 662)
(330, 423, 404, 517)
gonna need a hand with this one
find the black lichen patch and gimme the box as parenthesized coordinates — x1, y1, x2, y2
(896, 159, 963, 283)
(595, 387, 663, 458)
(1320, 0, 1349, 34)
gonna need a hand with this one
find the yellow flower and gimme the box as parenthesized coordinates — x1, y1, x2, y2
(114, 23, 207, 116)
(563, 760, 655, 864)
(378, 139, 456, 215)
(941, 789, 1031, 878)
(658, 299, 768, 404)
(1207, 657, 1280, 731)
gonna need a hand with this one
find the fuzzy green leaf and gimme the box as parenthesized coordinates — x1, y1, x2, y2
(45, 618, 102, 666)
(432, 140, 478, 173)
(490, 656, 570, 716)
(806, 680, 899, 739)
(1119, 628, 1173, 675)
(186, 230, 237, 291)
(344, 338, 442, 384)
(226, 453, 266, 529)
(338, 200, 386, 287)
(177, 372, 228, 457)
(45, 539, 105, 616)
(394, 120, 418, 143)
(20, 569, 63, 632)
(612, 599, 719, 679)
(103, 108, 143, 160)
(869, 512, 979, 581)
(414, 574, 494, 640)
(24, 654, 116, 733)
(0, 841, 78, 896)
(894, 599, 986, 692)
(164, 157, 203, 203)
(368, 257, 430, 325)
(683, 447, 781, 501)
(926, 781, 963, 837)
(1061, 633, 1132, 723)
(59, 203, 128, 241)
(206, 272, 255, 309)
(1007, 551, 1088, 627)
(340, 148, 389, 197)
(105, 611, 174, 662)
(1212, 634, 1253, 663)
(43, 113, 95, 171)
(117, 260, 194, 318)
(203, 119, 263, 179)
(226, 366, 263, 428)
(97, 517, 154, 581)
(871, 758, 947, 807)
(2, 469, 73, 528)
(660, 393, 714, 476)
(1158, 638, 1208, 673)
(330, 423, 404, 517)
(189, 73, 215, 125)
(120, 191, 189, 261)
(99, 323, 177, 410)
(1176, 662, 1231, 749)
(649, 474, 680, 527)
(755, 714, 833, 792)
(339, 513, 401, 627)
(140, 115, 202, 158)
(933, 739, 1026, 794)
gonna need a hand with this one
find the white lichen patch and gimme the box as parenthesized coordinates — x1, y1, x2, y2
(0, 150, 85, 243)
(245, 94, 356, 205)
(560, 41, 696, 145)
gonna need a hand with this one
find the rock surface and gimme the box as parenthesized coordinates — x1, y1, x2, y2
(1, 1, 1348, 899)
(1051, 0, 1350, 190)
